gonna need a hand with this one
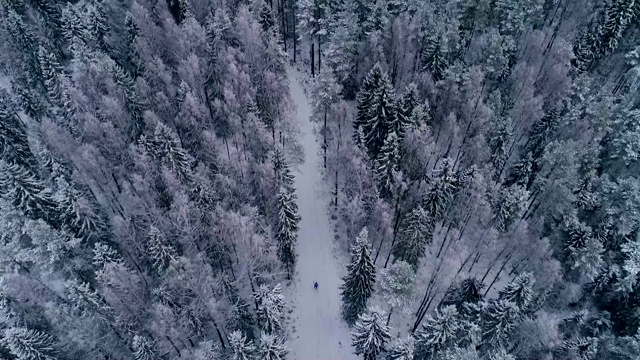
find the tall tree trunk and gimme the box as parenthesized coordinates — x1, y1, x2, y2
(292, 1, 297, 63)
(386, 307, 394, 326)
(318, 37, 322, 71)
(323, 107, 327, 168)
(281, 0, 287, 51)
(311, 41, 315, 77)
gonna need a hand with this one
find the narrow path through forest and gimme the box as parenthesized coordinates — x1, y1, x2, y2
(285, 68, 358, 360)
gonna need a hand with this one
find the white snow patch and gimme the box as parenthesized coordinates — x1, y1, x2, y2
(285, 67, 358, 360)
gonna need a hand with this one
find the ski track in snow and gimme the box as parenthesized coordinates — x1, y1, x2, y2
(286, 68, 358, 360)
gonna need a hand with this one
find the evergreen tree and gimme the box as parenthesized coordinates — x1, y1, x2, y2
(123, 13, 143, 78)
(422, 159, 459, 222)
(229, 330, 257, 360)
(132, 335, 156, 360)
(272, 148, 295, 192)
(487, 116, 512, 176)
(480, 300, 520, 350)
(254, 284, 284, 334)
(113, 65, 144, 140)
(397, 83, 421, 137)
(392, 206, 433, 267)
(2, 327, 56, 360)
(65, 278, 111, 317)
(341, 227, 376, 325)
(325, 0, 360, 96)
(351, 307, 391, 360)
(146, 226, 178, 273)
(0, 91, 34, 168)
(386, 335, 414, 360)
(140, 122, 193, 180)
(441, 277, 485, 310)
(493, 185, 528, 232)
(422, 36, 447, 81)
(379, 260, 415, 325)
(375, 130, 400, 200)
(222, 277, 255, 338)
(600, 0, 637, 55)
(498, 273, 535, 311)
(503, 152, 532, 188)
(88, 1, 110, 52)
(257, 333, 288, 360)
(415, 305, 476, 358)
(488, 348, 515, 360)
(274, 186, 300, 278)
(354, 63, 397, 160)
(193, 340, 222, 360)
(0, 161, 56, 222)
(53, 176, 103, 240)
(36, 46, 62, 102)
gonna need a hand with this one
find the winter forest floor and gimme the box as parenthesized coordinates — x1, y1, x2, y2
(285, 67, 359, 360)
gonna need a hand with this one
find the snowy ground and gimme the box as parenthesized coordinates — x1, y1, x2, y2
(285, 67, 359, 360)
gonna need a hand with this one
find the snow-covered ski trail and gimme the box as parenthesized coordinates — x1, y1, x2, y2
(286, 68, 358, 360)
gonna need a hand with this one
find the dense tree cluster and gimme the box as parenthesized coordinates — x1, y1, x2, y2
(0, 0, 300, 358)
(302, 0, 640, 358)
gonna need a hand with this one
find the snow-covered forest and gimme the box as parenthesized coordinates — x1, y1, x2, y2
(0, 0, 640, 359)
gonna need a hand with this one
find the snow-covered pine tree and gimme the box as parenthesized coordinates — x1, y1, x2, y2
(123, 13, 143, 78)
(479, 300, 520, 350)
(87, 1, 110, 52)
(422, 36, 447, 81)
(422, 159, 458, 222)
(354, 63, 397, 160)
(222, 276, 255, 338)
(375, 130, 400, 200)
(2, 327, 57, 360)
(36, 45, 62, 102)
(488, 348, 515, 360)
(441, 277, 485, 310)
(53, 176, 103, 240)
(340, 227, 376, 325)
(132, 335, 156, 360)
(392, 205, 433, 267)
(414, 305, 476, 358)
(193, 340, 222, 360)
(229, 330, 257, 360)
(113, 64, 145, 140)
(600, 0, 637, 55)
(146, 226, 178, 273)
(272, 148, 295, 193)
(258, 332, 288, 360)
(493, 184, 528, 231)
(498, 273, 535, 311)
(324, 0, 360, 96)
(92, 242, 124, 269)
(386, 335, 414, 360)
(0, 160, 56, 222)
(351, 307, 391, 360)
(65, 278, 111, 317)
(274, 185, 300, 278)
(140, 122, 193, 181)
(487, 116, 512, 177)
(379, 260, 415, 325)
(397, 83, 421, 137)
(254, 284, 285, 334)
(503, 152, 532, 188)
(0, 91, 34, 169)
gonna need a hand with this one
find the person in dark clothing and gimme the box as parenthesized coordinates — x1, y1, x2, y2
(314, 281, 318, 290)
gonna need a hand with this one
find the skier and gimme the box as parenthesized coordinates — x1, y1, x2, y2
(314, 281, 318, 290)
